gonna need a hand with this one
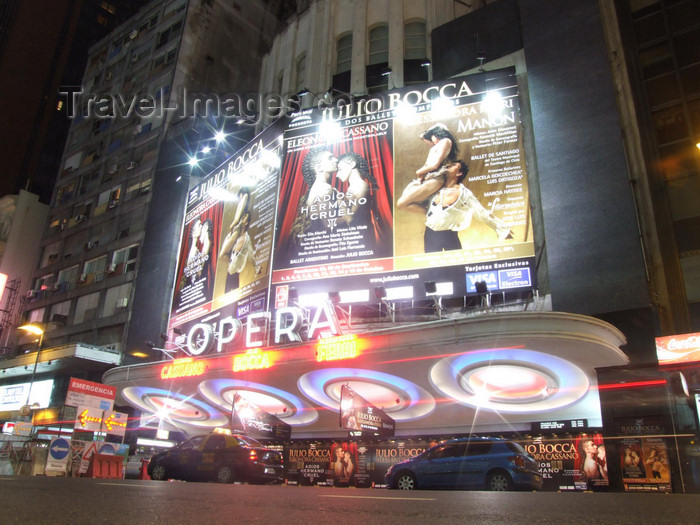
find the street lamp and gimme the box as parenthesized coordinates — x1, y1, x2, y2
(18, 324, 45, 408)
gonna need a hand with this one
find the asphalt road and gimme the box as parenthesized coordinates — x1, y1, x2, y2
(1, 476, 699, 525)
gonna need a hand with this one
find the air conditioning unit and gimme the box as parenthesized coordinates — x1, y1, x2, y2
(116, 297, 129, 309)
(51, 314, 68, 325)
(108, 200, 118, 209)
(26, 290, 36, 299)
(131, 125, 142, 136)
(108, 163, 119, 174)
(84, 241, 98, 250)
(75, 214, 87, 223)
(129, 29, 138, 40)
(126, 161, 136, 170)
(78, 274, 88, 283)
(51, 283, 61, 291)
(139, 186, 150, 194)
(106, 264, 116, 273)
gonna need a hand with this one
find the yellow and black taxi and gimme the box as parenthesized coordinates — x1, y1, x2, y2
(147, 429, 283, 484)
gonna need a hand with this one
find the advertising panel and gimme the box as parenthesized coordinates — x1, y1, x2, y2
(655, 332, 700, 365)
(271, 67, 535, 303)
(339, 384, 395, 437)
(522, 434, 609, 491)
(0, 379, 53, 411)
(169, 125, 284, 335)
(231, 392, 292, 440)
(614, 416, 672, 492)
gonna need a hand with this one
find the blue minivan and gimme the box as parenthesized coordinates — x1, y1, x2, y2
(385, 437, 542, 491)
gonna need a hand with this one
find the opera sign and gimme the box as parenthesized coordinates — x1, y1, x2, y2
(183, 300, 342, 356)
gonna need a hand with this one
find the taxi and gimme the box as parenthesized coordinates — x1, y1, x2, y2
(147, 429, 283, 484)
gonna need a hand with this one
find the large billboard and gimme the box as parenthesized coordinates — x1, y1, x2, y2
(169, 124, 284, 336)
(271, 67, 534, 304)
(168, 68, 535, 348)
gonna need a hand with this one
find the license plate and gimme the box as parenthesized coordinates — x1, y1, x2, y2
(264, 468, 276, 474)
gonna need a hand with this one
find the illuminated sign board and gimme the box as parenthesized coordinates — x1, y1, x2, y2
(231, 393, 292, 440)
(233, 349, 273, 372)
(75, 406, 128, 436)
(317, 334, 358, 362)
(160, 357, 207, 379)
(656, 332, 700, 365)
(532, 419, 588, 432)
(340, 385, 395, 437)
(0, 273, 7, 305)
(0, 379, 54, 411)
(65, 377, 115, 410)
(167, 69, 536, 347)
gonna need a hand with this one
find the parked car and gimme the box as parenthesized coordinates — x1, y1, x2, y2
(147, 429, 283, 484)
(385, 437, 542, 491)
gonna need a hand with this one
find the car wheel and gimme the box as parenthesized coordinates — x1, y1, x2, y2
(487, 471, 513, 491)
(395, 471, 417, 490)
(150, 464, 167, 481)
(216, 465, 234, 484)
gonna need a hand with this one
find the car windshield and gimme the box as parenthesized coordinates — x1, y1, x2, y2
(235, 435, 264, 448)
(505, 441, 531, 457)
(178, 435, 206, 450)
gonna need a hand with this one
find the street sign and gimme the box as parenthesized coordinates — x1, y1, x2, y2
(46, 437, 71, 472)
(65, 378, 116, 411)
(74, 406, 104, 432)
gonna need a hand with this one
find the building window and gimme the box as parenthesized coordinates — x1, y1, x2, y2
(125, 176, 152, 200)
(103, 283, 132, 317)
(57, 265, 80, 292)
(27, 308, 45, 324)
(49, 300, 71, 325)
(75, 292, 101, 324)
(39, 242, 61, 268)
(55, 181, 76, 207)
(368, 25, 389, 65)
(82, 255, 108, 284)
(111, 243, 139, 273)
(336, 33, 352, 74)
(154, 48, 177, 69)
(33, 275, 54, 295)
(404, 21, 426, 60)
(156, 20, 182, 49)
(71, 201, 93, 222)
(95, 185, 122, 216)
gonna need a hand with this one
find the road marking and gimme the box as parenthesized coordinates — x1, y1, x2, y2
(320, 495, 435, 501)
(97, 482, 162, 487)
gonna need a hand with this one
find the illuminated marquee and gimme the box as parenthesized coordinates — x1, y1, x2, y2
(161, 358, 207, 379)
(233, 350, 273, 372)
(316, 334, 358, 362)
(180, 300, 343, 356)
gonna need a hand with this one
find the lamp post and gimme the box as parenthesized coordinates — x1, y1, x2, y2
(18, 324, 45, 410)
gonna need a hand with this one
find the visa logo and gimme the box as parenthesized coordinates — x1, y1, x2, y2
(466, 272, 498, 293)
(237, 304, 251, 317)
(467, 273, 497, 285)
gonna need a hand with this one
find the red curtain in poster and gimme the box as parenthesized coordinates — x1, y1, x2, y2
(275, 131, 394, 264)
